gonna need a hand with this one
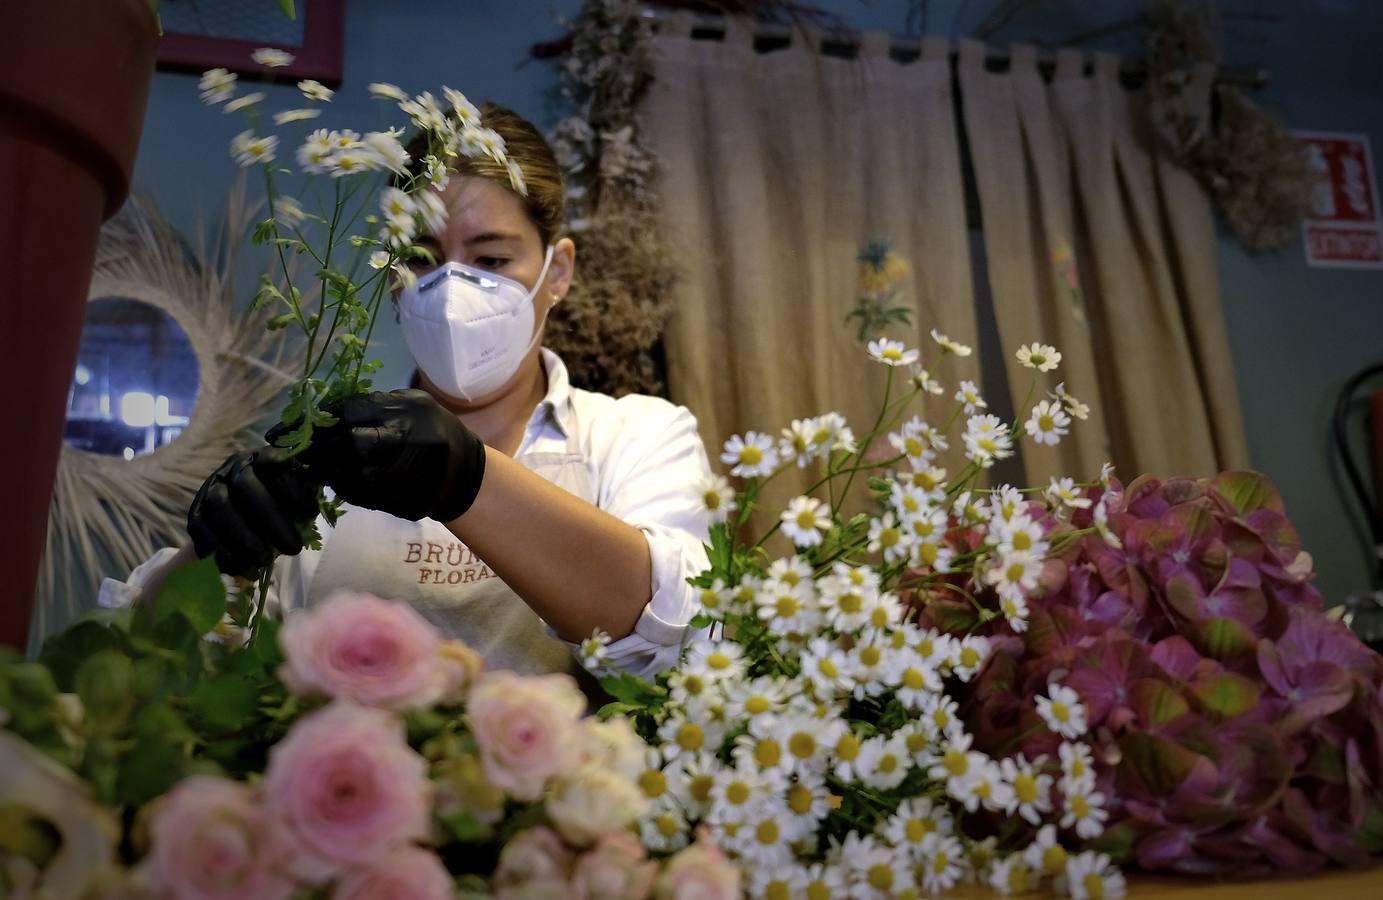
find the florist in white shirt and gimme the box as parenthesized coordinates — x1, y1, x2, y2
(176, 104, 711, 680)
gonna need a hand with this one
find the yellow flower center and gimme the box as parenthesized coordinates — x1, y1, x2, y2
(913, 520, 936, 538)
(902, 494, 920, 512)
(775, 595, 800, 617)
(1013, 531, 1033, 551)
(656, 814, 680, 837)
(754, 739, 781, 768)
(943, 750, 968, 776)
(782, 571, 802, 586)
(905, 819, 929, 842)
(1015, 773, 1038, 803)
(1052, 701, 1071, 723)
(638, 769, 667, 797)
(879, 528, 900, 548)
(707, 652, 732, 670)
(917, 543, 939, 566)
(1007, 864, 1030, 894)
(789, 733, 817, 759)
(917, 638, 934, 657)
(905, 437, 924, 457)
(700, 588, 720, 609)
(933, 851, 951, 874)
(878, 753, 900, 774)
(838, 593, 863, 614)
(1083, 873, 1106, 899)
(683, 675, 706, 695)
(787, 783, 814, 815)
(1071, 794, 1090, 818)
(796, 509, 819, 530)
(676, 723, 704, 751)
(1039, 414, 1055, 431)
(871, 607, 891, 628)
(933, 707, 951, 729)
(975, 779, 992, 799)
(860, 646, 882, 667)
(960, 647, 980, 668)
(766, 882, 791, 900)
(806, 883, 832, 900)
(916, 470, 939, 491)
(755, 819, 781, 845)
(905, 731, 928, 754)
(813, 428, 832, 445)
(745, 695, 770, 716)
(835, 733, 861, 761)
(903, 668, 926, 690)
(882, 347, 903, 362)
(726, 782, 751, 805)
(739, 445, 763, 465)
(1043, 845, 1068, 876)
(818, 659, 838, 678)
(1071, 757, 1087, 778)
(868, 864, 894, 889)
(689, 775, 714, 804)
(704, 491, 721, 510)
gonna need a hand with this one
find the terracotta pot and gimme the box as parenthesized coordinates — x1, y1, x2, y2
(0, 0, 158, 649)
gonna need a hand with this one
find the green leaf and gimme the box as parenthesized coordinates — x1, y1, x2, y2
(188, 673, 261, 731)
(1211, 470, 1284, 516)
(1192, 617, 1256, 661)
(38, 622, 123, 691)
(115, 735, 187, 807)
(1360, 802, 1383, 854)
(438, 810, 493, 843)
(266, 312, 297, 331)
(1191, 672, 1260, 720)
(689, 613, 713, 629)
(74, 651, 135, 731)
(599, 671, 666, 709)
(155, 555, 226, 635)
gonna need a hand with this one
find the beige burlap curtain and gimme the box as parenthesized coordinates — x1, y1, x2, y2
(958, 41, 1248, 482)
(643, 20, 1248, 499)
(642, 16, 978, 514)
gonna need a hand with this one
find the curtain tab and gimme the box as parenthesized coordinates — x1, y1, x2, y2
(921, 34, 951, 62)
(1054, 47, 1085, 81)
(1093, 51, 1122, 82)
(859, 30, 891, 59)
(957, 38, 987, 71)
(662, 10, 694, 38)
(721, 14, 755, 47)
(1010, 43, 1038, 73)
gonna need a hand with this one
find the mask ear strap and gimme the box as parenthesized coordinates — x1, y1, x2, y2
(519, 245, 558, 358)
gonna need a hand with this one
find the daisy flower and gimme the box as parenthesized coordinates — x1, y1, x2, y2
(273, 108, 321, 125)
(250, 47, 295, 67)
(913, 629, 955, 671)
(721, 431, 779, 478)
(296, 128, 334, 172)
(987, 483, 1026, 523)
(665, 667, 715, 707)
(780, 495, 831, 547)
(694, 579, 732, 618)
(708, 765, 779, 824)
(927, 732, 986, 784)
(801, 862, 850, 900)
(329, 148, 375, 176)
(1100, 461, 1117, 488)
(779, 417, 829, 467)
(368, 81, 409, 101)
(749, 865, 808, 900)
(367, 250, 390, 270)
(909, 364, 945, 395)
(272, 195, 306, 226)
(577, 628, 610, 673)
(948, 635, 991, 681)
(1059, 741, 1097, 793)
(1061, 785, 1110, 839)
(955, 757, 1014, 813)
(1052, 381, 1091, 420)
(1000, 593, 1031, 632)
(297, 79, 334, 102)
(963, 414, 1014, 467)
(817, 573, 879, 632)
(198, 68, 237, 104)
(379, 186, 416, 220)
(985, 551, 1042, 603)
(683, 639, 744, 683)
(1066, 851, 1127, 899)
(955, 379, 987, 413)
(635, 751, 686, 804)
(725, 676, 788, 729)
(1025, 399, 1072, 446)
(775, 712, 843, 778)
(1046, 475, 1094, 510)
(1015, 341, 1062, 372)
(1000, 755, 1054, 825)
(918, 834, 964, 894)
(639, 799, 690, 853)
(843, 832, 914, 900)
(903, 463, 948, 499)
(1036, 683, 1089, 739)
(930, 328, 972, 356)
(223, 91, 265, 114)
(867, 338, 919, 367)
(657, 712, 714, 761)
(890, 480, 931, 518)
(695, 473, 738, 525)
(442, 86, 481, 124)
(988, 855, 1035, 896)
(952, 490, 987, 525)
(848, 640, 893, 699)
(1094, 498, 1123, 549)
(668, 752, 720, 819)
(856, 735, 911, 790)
(1023, 824, 1070, 879)
(764, 555, 814, 589)
(379, 213, 416, 249)
(867, 512, 912, 563)
(889, 649, 942, 709)
(882, 797, 953, 860)
(414, 189, 446, 233)
(783, 772, 832, 832)
(889, 416, 936, 465)
(918, 693, 963, 743)
(994, 513, 1048, 557)
(828, 728, 865, 781)
(731, 802, 796, 866)
(423, 154, 449, 190)
(229, 130, 277, 167)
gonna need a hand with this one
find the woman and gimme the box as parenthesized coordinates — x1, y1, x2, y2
(135, 105, 710, 680)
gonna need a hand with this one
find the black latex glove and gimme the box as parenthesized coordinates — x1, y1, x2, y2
(187, 447, 322, 576)
(285, 389, 487, 523)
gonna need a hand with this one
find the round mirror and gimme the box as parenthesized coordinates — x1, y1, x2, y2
(63, 297, 200, 458)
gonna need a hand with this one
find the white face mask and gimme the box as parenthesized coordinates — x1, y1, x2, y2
(397, 246, 554, 401)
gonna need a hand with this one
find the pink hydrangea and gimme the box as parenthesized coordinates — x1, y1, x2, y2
(278, 591, 445, 710)
(262, 702, 431, 882)
(145, 776, 294, 900)
(467, 672, 586, 801)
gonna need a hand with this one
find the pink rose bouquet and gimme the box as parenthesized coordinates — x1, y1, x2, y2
(467, 670, 587, 800)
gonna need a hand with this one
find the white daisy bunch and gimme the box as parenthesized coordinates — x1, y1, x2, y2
(200, 51, 520, 460)
(594, 308, 1126, 894)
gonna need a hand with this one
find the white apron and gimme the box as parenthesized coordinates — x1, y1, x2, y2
(303, 431, 596, 679)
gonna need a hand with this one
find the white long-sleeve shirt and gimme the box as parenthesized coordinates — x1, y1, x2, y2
(107, 350, 712, 679)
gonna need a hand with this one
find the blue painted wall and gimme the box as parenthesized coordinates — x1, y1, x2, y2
(129, 0, 1383, 605)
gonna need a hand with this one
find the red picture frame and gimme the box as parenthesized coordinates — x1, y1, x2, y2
(156, 0, 345, 86)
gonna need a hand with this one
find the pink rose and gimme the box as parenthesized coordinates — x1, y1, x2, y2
(467, 672, 585, 801)
(146, 776, 294, 900)
(263, 702, 431, 882)
(571, 831, 656, 900)
(493, 827, 574, 890)
(332, 846, 452, 900)
(653, 831, 740, 900)
(279, 591, 444, 710)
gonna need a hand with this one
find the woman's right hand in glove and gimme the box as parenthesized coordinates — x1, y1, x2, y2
(186, 447, 322, 576)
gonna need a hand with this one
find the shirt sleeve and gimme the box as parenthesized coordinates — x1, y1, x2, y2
(570, 397, 713, 679)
